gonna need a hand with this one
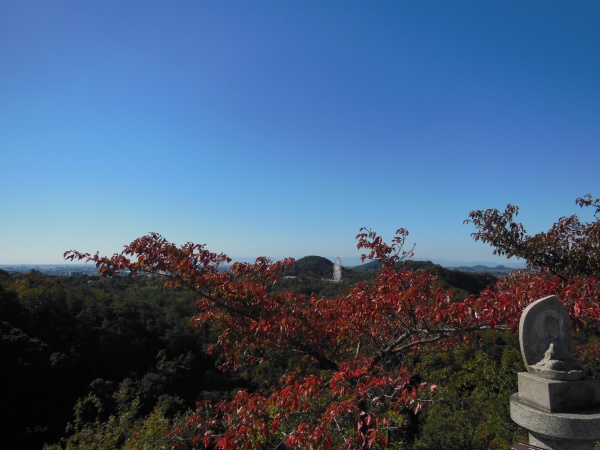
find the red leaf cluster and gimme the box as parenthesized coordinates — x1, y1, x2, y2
(67, 228, 600, 449)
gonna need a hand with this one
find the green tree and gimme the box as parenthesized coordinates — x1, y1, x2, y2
(413, 333, 527, 450)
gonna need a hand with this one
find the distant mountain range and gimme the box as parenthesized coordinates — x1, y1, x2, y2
(336, 257, 525, 270)
(0, 258, 524, 278)
(349, 260, 519, 277)
(225, 255, 525, 269)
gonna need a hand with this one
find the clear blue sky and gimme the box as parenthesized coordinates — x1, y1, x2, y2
(1, 1, 599, 265)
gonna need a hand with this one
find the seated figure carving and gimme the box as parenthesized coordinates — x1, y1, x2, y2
(531, 342, 583, 380)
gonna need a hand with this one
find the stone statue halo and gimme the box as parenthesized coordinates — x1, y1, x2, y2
(519, 295, 584, 381)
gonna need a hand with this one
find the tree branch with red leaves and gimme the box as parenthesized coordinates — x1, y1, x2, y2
(65, 220, 600, 449)
(465, 195, 600, 280)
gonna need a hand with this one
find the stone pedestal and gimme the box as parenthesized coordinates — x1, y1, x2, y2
(517, 372, 600, 413)
(511, 297, 600, 450)
(510, 393, 600, 450)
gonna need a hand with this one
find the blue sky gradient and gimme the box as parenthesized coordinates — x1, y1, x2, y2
(1, 1, 599, 265)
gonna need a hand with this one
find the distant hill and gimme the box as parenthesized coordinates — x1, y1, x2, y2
(354, 260, 518, 277)
(448, 264, 518, 277)
(351, 260, 383, 272)
(352, 260, 498, 297)
(284, 256, 341, 278)
(285, 258, 497, 298)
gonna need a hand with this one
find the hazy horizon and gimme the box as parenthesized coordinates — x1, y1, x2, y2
(0, 254, 526, 269)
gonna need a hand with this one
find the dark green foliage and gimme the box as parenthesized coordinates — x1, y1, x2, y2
(276, 256, 374, 299)
(413, 332, 527, 450)
(0, 272, 229, 449)
(2, 260, 587, 449)
(279, 258, 495, 300)
(283, 255, 337, 278)
(402, 260, 497, 299)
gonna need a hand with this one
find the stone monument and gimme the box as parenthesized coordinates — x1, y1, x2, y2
(510, 295, 600, 449)
(332, 257, 342, 283)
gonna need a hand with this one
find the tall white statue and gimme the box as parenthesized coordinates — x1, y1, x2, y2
(332, 257, 342, 283)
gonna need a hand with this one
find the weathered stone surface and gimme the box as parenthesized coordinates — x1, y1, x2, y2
(512, 295, 600, 449)
(518, 372, 600, 413)
(519, 295, 583, 381)
(510, 393, 600, 450)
